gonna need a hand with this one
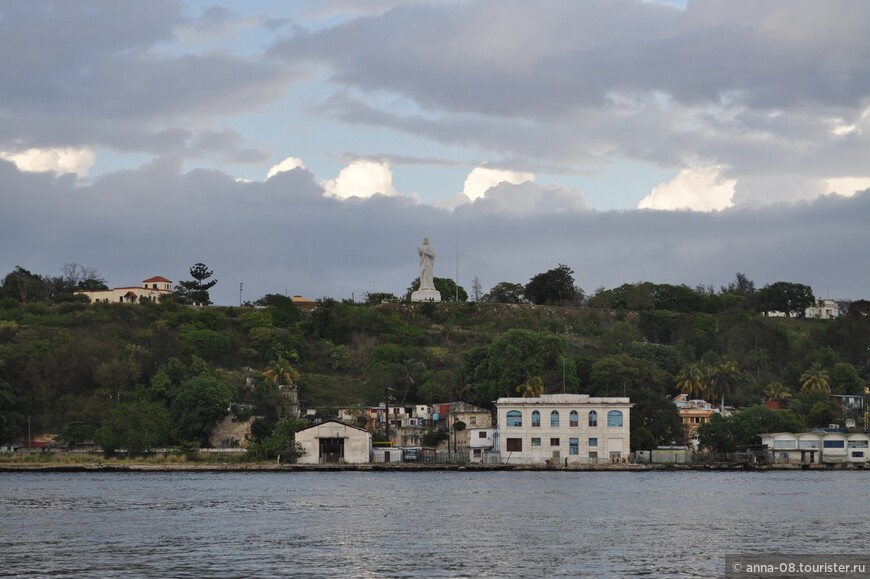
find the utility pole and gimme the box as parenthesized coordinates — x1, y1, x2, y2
(384, 377, 390, 441)
(239, 282, 243, 307)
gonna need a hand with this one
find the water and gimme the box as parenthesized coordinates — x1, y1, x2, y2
(1, 471, 867, 577)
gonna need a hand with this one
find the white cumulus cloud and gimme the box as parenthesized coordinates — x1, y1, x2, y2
(266, 156, 306, 179)
(825, 177, 870, 198)
(437, 166, 536, 210)
(637, 166, 735, 212)
(0, 147, 95, 178)
(322, 160, 398, 199)
(462, 167, 535, 200)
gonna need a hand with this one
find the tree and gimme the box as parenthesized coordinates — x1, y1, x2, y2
(171, 374, 235, 446)
(1, 267, 47, 302)
(828, 362, 863, 395)
(94, 401, 171, 456)
(467, 329, 574, 404)
(629, 390, 685, 447)
(754, 281, 814, 317)
(364, 292, 398, 304)
(404, 277, 467, 302)
(721, 273, 756, 296)
(524, 264, 579, 306)
(471, 277, 483, 302)
(262, 357, 300, 386)
(175, 263, 218, 305)
(698, 406, 805, 452)
(762, 382, 792, 401)
(707, 357, 741, 412)
(515, 375, 545, 398)
(247, 417, 308, 462)
(482, 282, 526, 304)
(675, 362, 709, 400)
(844, 299, 870, 318)
(800, 363, 831, 394)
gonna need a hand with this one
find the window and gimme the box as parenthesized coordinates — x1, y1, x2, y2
(588, 411, 598, 427)
(506, 410, 522, 427)
(847, 440, 869, 448)
(569, 410, 579, 427)
(531, 410, 541, 427)
(607, 410, 623, 428)
(823, 440, 845, 448)
(589, 438, 598, 447)
(550, 438, 560, 447)
(531, 437, 541, 447)
(798, 440, 820, 449)
(773, 440, 796, 449)
(569, 438, 579, 455)
(473, 449, 482, 458)
(852, 451, 865, 458)
(506, 438, 523, 452)
(469, 416, 477, 426)
(550, 411, 560, 428)
(478, 431, 487, 439)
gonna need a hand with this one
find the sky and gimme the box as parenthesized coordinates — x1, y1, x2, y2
(1, 0, 869, 305)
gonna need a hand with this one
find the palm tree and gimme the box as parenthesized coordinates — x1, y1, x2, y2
(800, 363, 831, 394)
(708, 357, 741, 413)
(262, 357, 300, 386)
(763, 381, 792, 401)
(675, 363, 709, 400)
(515, 375, 545, 398)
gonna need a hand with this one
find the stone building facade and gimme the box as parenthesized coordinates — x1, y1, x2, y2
(495, 394, 633, 464)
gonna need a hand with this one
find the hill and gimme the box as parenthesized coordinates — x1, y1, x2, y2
(1, 295, 867, 451)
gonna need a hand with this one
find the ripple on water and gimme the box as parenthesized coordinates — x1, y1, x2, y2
(1, 470, 868, 577)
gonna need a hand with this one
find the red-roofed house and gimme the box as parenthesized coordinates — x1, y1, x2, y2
(76, 276, 173, 304)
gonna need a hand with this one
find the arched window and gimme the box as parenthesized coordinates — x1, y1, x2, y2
(569, 410, 579, 427)
(550, 411, 560, 428)
(531, 410, 541, 427)
(607, 410, 624, 427)
(506, 410, 523, 427)
(588, 411, 598, 427)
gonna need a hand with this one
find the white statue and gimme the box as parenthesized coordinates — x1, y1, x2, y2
(411, 237, 441, 302)
(418, 237, 436, 291)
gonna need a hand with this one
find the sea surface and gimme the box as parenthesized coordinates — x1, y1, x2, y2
(0, 470, 867, 578)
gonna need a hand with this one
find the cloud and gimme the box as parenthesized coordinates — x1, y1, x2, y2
(637, 166, 735, 212)
(462, 181, 587, 216)
(826, 177, 870, 198)
(437, 166, 535, 209)
(0, 147, 96, 178)
(2, 161, 867, 307)
(267, 156, 306, 179)
(0, 3, 296, 160)
(272, 0, 870, 207)
(462, 167, 535, 201)
(322, 160, 399, 198)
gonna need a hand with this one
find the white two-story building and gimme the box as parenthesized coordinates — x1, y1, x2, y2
(494, 394, 633, 465)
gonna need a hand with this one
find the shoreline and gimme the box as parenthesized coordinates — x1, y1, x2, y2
(0, 462, 866, 473)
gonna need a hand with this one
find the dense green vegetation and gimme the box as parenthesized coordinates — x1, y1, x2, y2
(1, 266, 867, 455)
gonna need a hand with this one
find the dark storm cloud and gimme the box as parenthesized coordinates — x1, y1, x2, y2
(0, 2, 294, 155)
(1, 161, 867, 305)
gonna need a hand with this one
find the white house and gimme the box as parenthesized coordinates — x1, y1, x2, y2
(295, 419, 371, 464)
(468, 427, 496, 463)
(760, 432, 869, 465)
(805, 299, 840, 319)
(76, 276, 173, 304)
(494, 394, 633, 465)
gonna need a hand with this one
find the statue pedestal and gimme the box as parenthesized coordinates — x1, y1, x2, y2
(411, 288, 442, 302)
